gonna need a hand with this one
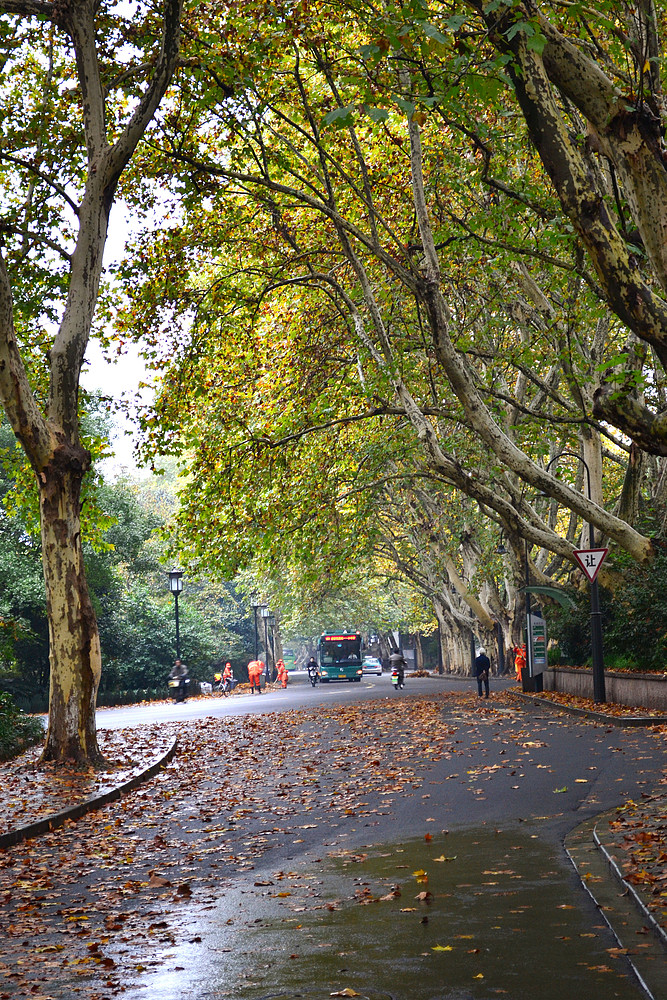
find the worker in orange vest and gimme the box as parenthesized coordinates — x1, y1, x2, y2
(514, 645, 526, 683)
(247, 658, 263, 694)
(222, 661, 234, 695)
(276, 658, 288, 688)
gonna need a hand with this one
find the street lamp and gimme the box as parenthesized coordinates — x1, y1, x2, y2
(168, 569, 184, 661)
(251, 602, 267, 661)
(260, 606, 272, 681)
(545, 452, 606, 703)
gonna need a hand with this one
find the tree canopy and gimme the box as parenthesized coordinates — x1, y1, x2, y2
(105, 0, 667, 668)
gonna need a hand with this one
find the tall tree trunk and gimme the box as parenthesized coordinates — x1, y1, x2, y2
(414, 633, 424, 671)
(40, 447, 102, 763)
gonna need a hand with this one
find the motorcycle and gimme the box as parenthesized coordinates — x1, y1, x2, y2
(307, 664, 319, 687)
(168, 676, 190, 703)
(391, 668, 405, 691)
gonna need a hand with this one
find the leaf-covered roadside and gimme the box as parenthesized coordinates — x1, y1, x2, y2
(0, 728, 174, 836)
(606, 786, 667, 929)
(513, 688, 667, 927)
(0, 692, 663, 998)
(526, 688, 667, 721)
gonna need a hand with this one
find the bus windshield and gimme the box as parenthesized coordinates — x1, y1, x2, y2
(319, 633, 362, 665)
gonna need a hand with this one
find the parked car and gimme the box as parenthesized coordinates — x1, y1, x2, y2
(362, 656, 383, 676)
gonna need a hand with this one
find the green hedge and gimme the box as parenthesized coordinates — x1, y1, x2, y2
(0, 692, 44, 761)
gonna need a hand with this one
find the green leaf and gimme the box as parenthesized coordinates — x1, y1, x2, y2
(362, 105, 390, 123)
(322, 105, 355, 128)
(596, 353, 629, 372)
(526, 31, 547, 54)
(422, 23, 449, 45)
(394, 97, 416, 117)
(505, 21, 533, 42)
(445, 15, 467, 32)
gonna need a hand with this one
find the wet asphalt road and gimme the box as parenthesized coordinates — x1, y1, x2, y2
(95, 670, 508, 728)
(4, 675, 664, 1000)
(109, 681, 665, 1000)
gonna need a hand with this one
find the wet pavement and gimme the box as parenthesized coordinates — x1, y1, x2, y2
(121, 827, 655, 1000)
(0, 688, 664, 999)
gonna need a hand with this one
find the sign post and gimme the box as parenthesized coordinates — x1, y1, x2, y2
(573, 547, 608, 703)
(573, 548, 609, 583)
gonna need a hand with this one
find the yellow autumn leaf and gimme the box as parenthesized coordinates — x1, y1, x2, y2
(330, 990, 361, 997)
(412, 869, 427, 878)
(432, 944, 453, 952)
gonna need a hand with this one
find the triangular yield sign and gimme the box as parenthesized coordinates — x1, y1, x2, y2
(573, 548, 608, 583)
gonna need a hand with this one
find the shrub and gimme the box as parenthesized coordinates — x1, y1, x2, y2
(0, 691, 44, 761)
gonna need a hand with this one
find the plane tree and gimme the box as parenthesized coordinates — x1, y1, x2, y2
(112, 1, 656, 568)
(0, 0, 182, 762)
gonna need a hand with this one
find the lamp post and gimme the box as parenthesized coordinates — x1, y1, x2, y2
(546, 452, 605, 703)
(168, 569, 184, 661)
(251, 603, 267, 661)
(260, 606, 272, 682)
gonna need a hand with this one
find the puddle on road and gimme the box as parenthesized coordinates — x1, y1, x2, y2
(125, 827, 647, 1000)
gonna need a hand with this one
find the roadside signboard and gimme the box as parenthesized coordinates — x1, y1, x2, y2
(573, 548, 609, 583)
(530, 615, 548, 675)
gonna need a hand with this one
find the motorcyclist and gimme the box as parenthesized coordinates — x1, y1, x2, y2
(222, 661, 234, 695)
(169, 658, 189, 702)
(389, 649, 406, 690)
(306, 656, 318, 678)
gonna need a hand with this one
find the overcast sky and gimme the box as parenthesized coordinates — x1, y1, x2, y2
(81, 203, 151, 477)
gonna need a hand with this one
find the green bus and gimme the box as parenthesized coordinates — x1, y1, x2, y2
(317, 631, 363, 682)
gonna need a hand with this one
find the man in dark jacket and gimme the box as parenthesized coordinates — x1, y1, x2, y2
(389, 649, 406, 689)
(475, 647, 491, 699)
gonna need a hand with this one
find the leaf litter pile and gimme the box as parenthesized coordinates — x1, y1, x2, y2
(0, 691, 663, 999)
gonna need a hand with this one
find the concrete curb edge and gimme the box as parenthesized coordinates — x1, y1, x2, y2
(0, 737, 178, 849)
(565, 812, 666, 1000)
(592, 821, 667, 949)
(514, 692, 666, 727)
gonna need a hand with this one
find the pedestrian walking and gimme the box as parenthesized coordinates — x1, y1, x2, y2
(475, 646, 491, 699)
(514, 644, 526, 684)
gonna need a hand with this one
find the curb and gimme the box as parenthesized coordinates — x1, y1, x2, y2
(514, 692, 666, 727)
(565, 811, 667, 1000)
(0, 737, 178, 849)
(592, 820, 667, 949)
